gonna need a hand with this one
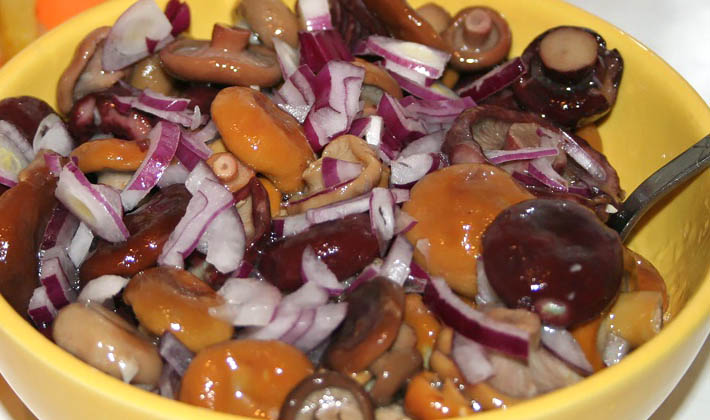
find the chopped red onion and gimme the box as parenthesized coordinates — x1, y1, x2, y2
(298, 30, 353, 74)
(346, 260, 382, 293)
(297, 0, 333, 32)
(322, 157, 363, 188)
(305, 192, 370, 224)
(121, 121, 181, 210)
(280, 308, 316, 344)
(28, 286, 58, 327)
(0, 119, 33, 161)
(159, 331, 193, 376)
(175, 129, 212, 171)
(55, 161, 129, 243)
(158, 178, 235, 269)
(43, 152, 64, 176)
(130, 98, 206, 129)
(349, 115, 383, 147)
(456, 57, 527, 102)
(138, 89, 190, 112)
(68, 222, 94, 267)
(0, 122, 30, 185)
(394, 207, 417, 235)
(363, 36, 450, 79)
(390, 153, 445, 188)
(292, 302, 348, 352)
(78, 275, 130, 305)
(303, 60, 364, 152)
(541, 325, 594, 375)
(40, 204, 79, 252)
(528, 158, 568, 191)
(381, 235, 413, 286)
(399, 130, 446, 158)
(301, 245, 345, 295)
(369, 188, 395, 255)
(602, 333, 630, 366)
(475, 258, 501, 307)
(272, 213, 312, 239)
(399, 97, 475, 125)
(452, 333, 494, 384)
(390, 72, 459, 100)
(382, 60, 434, 87)
(273, 38, 300, 79)
(210, 278, 282, 327)
(277, 65, 317, 123)
(424, 277, 531, 359)
(184, 161, 218, 194)
(552, 129, 607, 181)
(485, 146, 559, 165)
(377, 93, 426, 144)
(164, 0, 190, 37)
(199, 206, 245, 274)
(33, 114, 74, 157)
(102, 0, 174, 71)
(39, 250, 77, 309)
(157, 162, 190, 188)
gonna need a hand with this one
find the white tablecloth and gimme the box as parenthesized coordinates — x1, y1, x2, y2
(2, 0, 709, 419)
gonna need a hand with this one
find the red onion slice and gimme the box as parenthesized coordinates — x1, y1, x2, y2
(297, 0, 333, 31)
(485, 146, 559, 165)
(272, 213, 312, 239)
(33, 114, 74, 157)
(68, 222, 94, 267)
(298, 30, 353, 74)
(138, 89, 190, 112)
(273, 38, 300, 79)
(43, 152, 64, 177)
(541, 325, 594, 375)
(280, 308, 316, 344)
(129, 98, 206, 129)
(377, 93, 426, 144)
(399, 130, 446, 158)
(159, 331, 193, 377)
(184, 161, 218, 194)
(390, 153, 445, 188)
(305, 192, 370, 224)
(78, 275, 130, 305)
(390, 72, 459, 100)
(381, 235, 413, 286)
(121, 121, 181, 210)
(164, 0, 190, 36)
(394, 207, 417, 235)
(390, 188, 410, 203)
(292, 302, 348, 352)
(0, 122, 31, 186)
(452, 333, 494, 384)
(346, 260, 382, 293)
(364, 36, 450, 79)
(424, 277, 531, 359)
(382, 60, 434, 87)
(199, 206, 245, 274)
(399, 97, 475, 125)
(475, 258, 501, 307)
(55, 161, 129, 243)
(322, 157, 363, 188)
(40, 204, 79, 252)
(102, 0, 174, 71)
(456, 57, 527, 102)
(0, 120, 33, 161)
(527, 158, 568, 192)
(176, 130, 212, 171)
(39, 250, 77, 309)
(369, 187, 395, 255)
(349, 115, 383, 147)
(602, 333, 630, 366)
(157, 162, 190, 188)
(158, 178, 235, 269)
(301, 245, 345, 296)
(553, 129, 607, 181)
(210, 278, 282, 327)
(277, 65, 317, 123)
(28, 286, 58, 327)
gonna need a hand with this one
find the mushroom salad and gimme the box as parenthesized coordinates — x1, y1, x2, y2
(0, 0, 669, 419)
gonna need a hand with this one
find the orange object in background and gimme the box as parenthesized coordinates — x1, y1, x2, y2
(36, 0, 107, 30)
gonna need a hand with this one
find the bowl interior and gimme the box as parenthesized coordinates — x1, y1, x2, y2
(0, 0, 708, 419)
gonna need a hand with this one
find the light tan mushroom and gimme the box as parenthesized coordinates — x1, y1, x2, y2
(53, 303, 163, 386)
(129, 54, 176, 95)
(57, 26, 128, 115)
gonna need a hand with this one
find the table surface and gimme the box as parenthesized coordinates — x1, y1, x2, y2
(2, 0, 710, 419)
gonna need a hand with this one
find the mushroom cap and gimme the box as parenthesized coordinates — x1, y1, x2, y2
(442, 6, 512, 71)
(160, 24, 282, 87)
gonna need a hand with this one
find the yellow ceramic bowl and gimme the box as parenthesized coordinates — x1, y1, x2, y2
(0, 0, 709, 419)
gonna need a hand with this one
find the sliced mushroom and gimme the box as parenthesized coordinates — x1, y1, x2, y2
(280, 371, 375, 420)
(369, 324, 423, 406)
(442, 7, 512, 72)
(326, 277, 405, 374)
(513, 26, 624, 128)
(160, 24, 282, 87)
(287, 135, 383, 214)
(53, 302, 163, 385)
(57, 26, 128, 115)
(238, 0, 299, 48)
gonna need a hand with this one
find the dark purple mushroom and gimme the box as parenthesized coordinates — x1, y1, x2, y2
(443, 105, 623, 220)
(482, 199, 624, 327)
(57, 26, 129, 116)
(513, 26, 623, 128)
(159, 24, 282, 87)
(0, 96, 54, 143)
(442, 7, 512, 72)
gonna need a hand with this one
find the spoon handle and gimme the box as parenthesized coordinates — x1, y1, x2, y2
(607, 133, 710, 241)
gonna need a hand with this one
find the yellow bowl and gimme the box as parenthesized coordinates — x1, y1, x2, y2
(1, 0, 709, 419)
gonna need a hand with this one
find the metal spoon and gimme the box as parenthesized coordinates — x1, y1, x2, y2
(607, 134, 710, 241)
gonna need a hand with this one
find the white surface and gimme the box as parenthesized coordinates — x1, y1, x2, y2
(2, 1, 710, 419)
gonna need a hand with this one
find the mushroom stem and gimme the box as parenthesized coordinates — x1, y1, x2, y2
(210, 24, 250, 53)
(208, 152, 239, 183)
(463, 8, 493, 46)
(539, 27, 598, 83)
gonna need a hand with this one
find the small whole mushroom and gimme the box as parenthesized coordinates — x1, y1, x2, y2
(512, 26, 624, 127)
(442, 7, 512, 72)
(238, 0, 299, 48)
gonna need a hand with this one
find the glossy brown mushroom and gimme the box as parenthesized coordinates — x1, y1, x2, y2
(513, 26, 624, 128)
(160, 24, 281, 87)
(57, 26, 128, 116)
(416, 3, 452, 35)
(442, 7, 512, 72)
(280, 371, 375, 420)
(352, 58, 403, 99)
(360, 0, 448, 51)
(129, 54, 176, 95)
(238, 0, 299, 48)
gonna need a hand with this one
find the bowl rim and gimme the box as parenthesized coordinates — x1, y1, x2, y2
(0, 0, 709, 419)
